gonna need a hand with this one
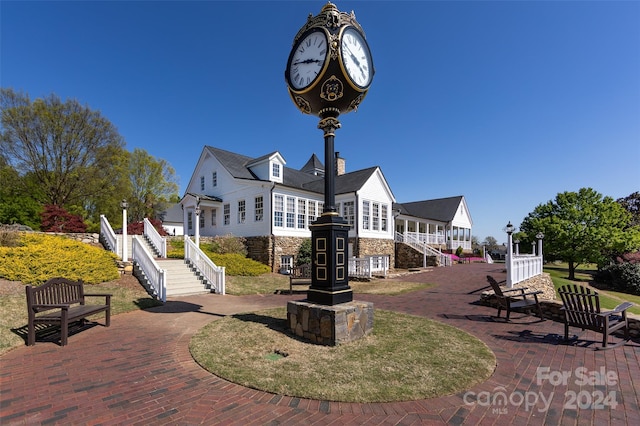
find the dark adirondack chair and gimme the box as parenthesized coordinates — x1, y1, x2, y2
(558, 284, 632, 350)
(486, 276, 544, 321)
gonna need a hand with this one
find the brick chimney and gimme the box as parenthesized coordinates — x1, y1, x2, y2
(335, 152, 346, 176)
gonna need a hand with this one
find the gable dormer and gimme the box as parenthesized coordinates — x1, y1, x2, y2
(247, 151, 286, 183)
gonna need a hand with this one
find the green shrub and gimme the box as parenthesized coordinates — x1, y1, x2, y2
(297, 238, 312, 265)
(595, 263, 640, 296)
(0, 233, 119, 285)
(164, 238, 270, 276)
(207, 253, 270, 276)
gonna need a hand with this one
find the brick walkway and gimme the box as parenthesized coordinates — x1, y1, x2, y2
(1, 263, 639, 425)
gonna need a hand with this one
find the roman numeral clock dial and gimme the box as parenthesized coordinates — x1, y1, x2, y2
(287, 29, 328, 91)
(340, 27, 373, 89)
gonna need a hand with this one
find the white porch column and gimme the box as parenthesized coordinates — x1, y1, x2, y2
(194, 206, 201, 247)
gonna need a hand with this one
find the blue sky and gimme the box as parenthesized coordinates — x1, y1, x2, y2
(2, 0, 639, 243)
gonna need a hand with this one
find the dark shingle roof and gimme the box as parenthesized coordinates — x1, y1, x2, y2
(394, 196, 464, 222)
(205, 146, 378, 196)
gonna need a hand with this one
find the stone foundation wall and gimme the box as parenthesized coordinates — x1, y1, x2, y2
(355, 238, 395, 269)
(395, 243, 437, 269)
(245, 236, 272, 268)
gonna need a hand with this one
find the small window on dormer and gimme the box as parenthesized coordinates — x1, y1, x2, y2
(200, 176, 205, 191)
(212, 171, 217, 187)
(272, 163, 280, 178)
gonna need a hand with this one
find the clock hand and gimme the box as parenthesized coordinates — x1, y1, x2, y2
(293, 58, 322, 65)
(343, 45, 366, 79)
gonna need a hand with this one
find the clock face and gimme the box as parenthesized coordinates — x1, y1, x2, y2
(340, 27, 373, 89)
(287, 29, 328, 91)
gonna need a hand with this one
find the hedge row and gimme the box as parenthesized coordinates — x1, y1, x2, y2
(595, 263, 640, 296)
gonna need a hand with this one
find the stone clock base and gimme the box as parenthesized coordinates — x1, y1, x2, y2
(287, 300, 374, 346)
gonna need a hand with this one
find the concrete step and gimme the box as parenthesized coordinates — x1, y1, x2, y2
(157, 259, 210, 296)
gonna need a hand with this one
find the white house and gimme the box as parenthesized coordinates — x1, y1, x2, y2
(394, 196, 474, 252)
(180, 146, 396, 271)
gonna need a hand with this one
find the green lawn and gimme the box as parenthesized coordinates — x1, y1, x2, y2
(544, 263, 640, 315)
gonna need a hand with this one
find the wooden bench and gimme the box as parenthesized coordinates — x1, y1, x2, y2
(26, 277, 112, 346)
(289, 264, 311, 294)
(558, 284, 632, 350)
(486, 275, 544, 321)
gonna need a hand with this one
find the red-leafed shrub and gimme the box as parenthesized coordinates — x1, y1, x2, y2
(127, 218, 168, 236)
(40, 205, 87, 232)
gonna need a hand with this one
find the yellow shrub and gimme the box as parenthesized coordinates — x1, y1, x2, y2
(0, 234, 119, 285)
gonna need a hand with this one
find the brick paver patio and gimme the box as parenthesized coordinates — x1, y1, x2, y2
(1, 263, 638, 425)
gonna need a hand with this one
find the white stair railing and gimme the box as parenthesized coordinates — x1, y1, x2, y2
(143, 218, 167, 257)
(100, 215, 118, 256)
(132, 236, 166, 302)
(396, 232, 452, 267)
(184, 236, 225, 295)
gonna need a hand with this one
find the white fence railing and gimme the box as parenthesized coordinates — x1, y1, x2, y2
(100, 214, 118, 256)
(396, 232, 452, 267)
(349, 255, 389, 279)
(184, 236, 225, 295)
(143, 218, 167, 258)
(507, 254, 543, 287)
(132, 236, 167, 302)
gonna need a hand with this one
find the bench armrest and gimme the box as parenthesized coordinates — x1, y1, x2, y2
(84, 293, 112, 299)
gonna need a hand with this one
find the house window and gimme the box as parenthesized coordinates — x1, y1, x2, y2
(212, 171, 217, 187)
(297, 199, 306, 229)
(255, 196, 263, 222)
(362, 201, 370, 230)
(200, 176, 205, 191)
(199, 211, 205, 228)
(286, 196, 295, 228)
(272, 163, 280, 178)
(211, 208, 217, 226)
(274, 195, 284, 227)
(308, 201, 316, 225)
(223, 204, 230, 225)
(187, 212, 193, 231)
(381, 204, 388, 231)
(238, 200, 246, 224)
(281, 255, 294, 272)
(343, 201, 355, 229)
(372, 202, 380, 230)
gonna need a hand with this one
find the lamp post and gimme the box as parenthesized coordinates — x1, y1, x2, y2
(536, 232, 544, 259)
(121, 199, 128, 262)
(505, 221, 515, 288)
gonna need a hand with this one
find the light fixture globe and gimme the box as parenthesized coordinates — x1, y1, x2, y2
(285, 2, 374, 117)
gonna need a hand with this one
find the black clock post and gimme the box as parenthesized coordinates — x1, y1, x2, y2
(284, 2, 375, 344)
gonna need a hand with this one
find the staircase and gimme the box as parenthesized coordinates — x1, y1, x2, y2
(115, 235, 160, 260)
(156, 259, 212, 297)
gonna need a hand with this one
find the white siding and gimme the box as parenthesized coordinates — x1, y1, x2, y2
(356, 169, 395, 240)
